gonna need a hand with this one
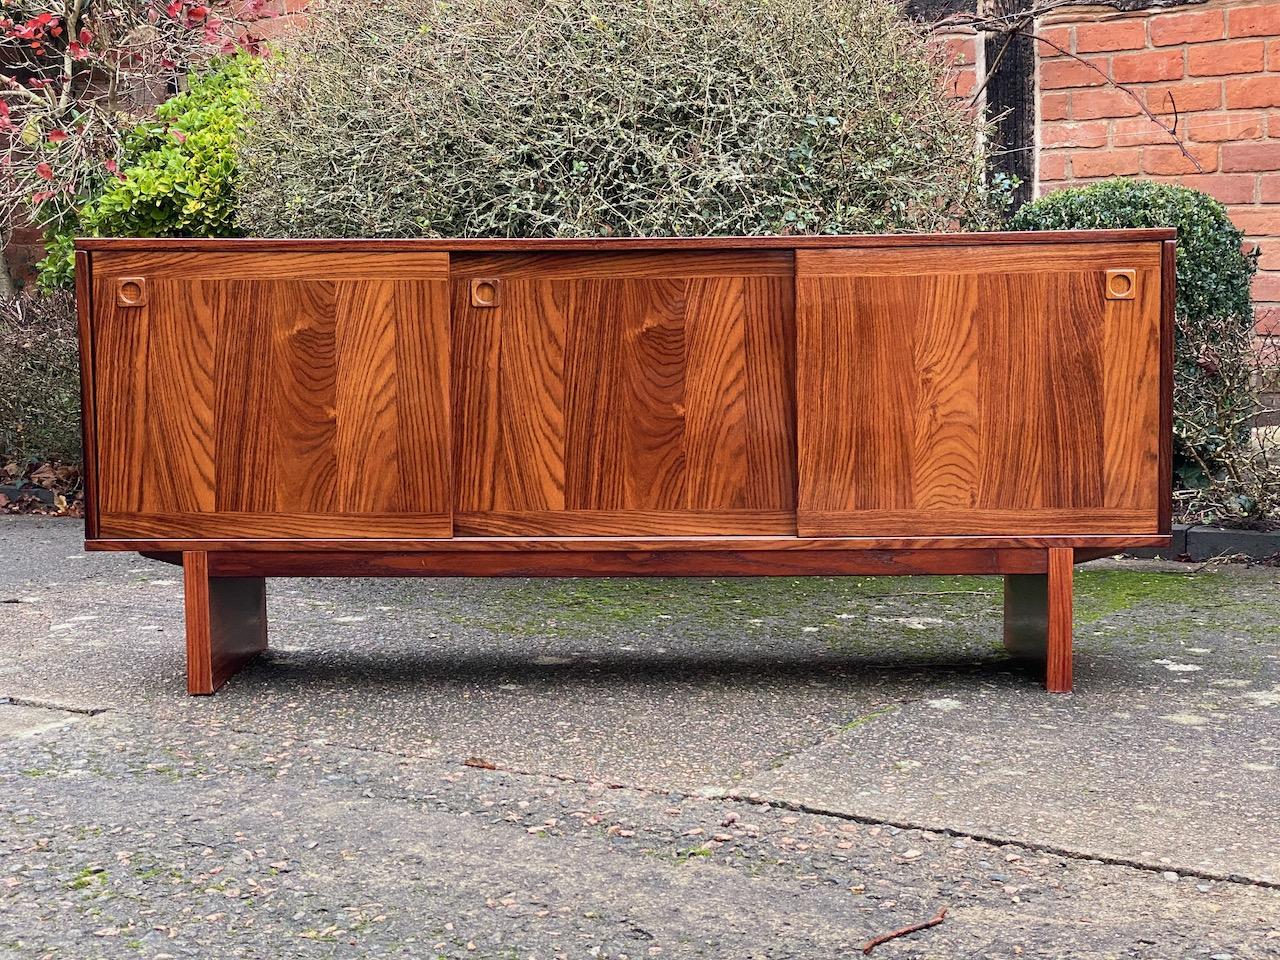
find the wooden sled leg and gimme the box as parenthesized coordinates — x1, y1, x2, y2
(1002, 547, 1073, 693)
(183, 551, 267, 695)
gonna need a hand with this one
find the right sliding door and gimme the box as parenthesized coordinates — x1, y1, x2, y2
(795, 241, 1166, 538)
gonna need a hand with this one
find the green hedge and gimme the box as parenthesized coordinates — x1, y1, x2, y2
(39, 54, 262, 289)
(237, 0, 1007, 238)
(0, 291, 81, 465)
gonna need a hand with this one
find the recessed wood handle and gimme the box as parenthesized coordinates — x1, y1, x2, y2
(1104, 269, 1136, 301)
(470, 278, 502, 308)
(116, 277, 148, 307)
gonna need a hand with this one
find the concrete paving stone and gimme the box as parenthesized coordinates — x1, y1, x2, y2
(2, 711, 1278, 959)
(1, 517, 1278, 957)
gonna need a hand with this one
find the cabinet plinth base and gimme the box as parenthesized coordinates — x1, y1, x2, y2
(183, 551, 268, 695)
(164, 545, 1095, 696)
(1002, 547, 1074, 693)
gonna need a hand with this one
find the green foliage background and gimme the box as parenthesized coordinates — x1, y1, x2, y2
(237, 0, 1005, 238)
(38, 54, 262, 289)
(0, 291, 81, 464)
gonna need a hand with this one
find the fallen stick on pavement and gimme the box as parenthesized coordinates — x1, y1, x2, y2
(862, 907, 948, 955)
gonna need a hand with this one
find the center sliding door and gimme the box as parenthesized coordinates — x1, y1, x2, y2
(451, 251, 797, 536)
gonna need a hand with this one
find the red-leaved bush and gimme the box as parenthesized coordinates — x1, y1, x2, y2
(0, 0, 274, 292)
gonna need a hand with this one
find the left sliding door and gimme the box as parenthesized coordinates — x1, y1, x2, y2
(88, 251, 453, 541)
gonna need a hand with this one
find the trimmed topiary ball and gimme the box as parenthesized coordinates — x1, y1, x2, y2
(1013, 177, 1261, 492)
(236, 0, 1003, 238)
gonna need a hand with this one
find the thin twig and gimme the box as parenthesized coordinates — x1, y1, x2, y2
(1190, 552, 1238, 573)
(932, 7, 1198, 171)
(862, 907, 948, 955)
(57, 0, 88, 115)
(1026, 31, 1196, 169)
(968, 26, 1017, 104)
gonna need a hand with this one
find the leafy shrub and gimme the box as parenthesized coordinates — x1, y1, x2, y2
(38, 54, 263, 289)
(237, 0, 1005, 238)
(0, 290, 81, 465)
(1013, 178, 1277, 526)
(0, 0, 271, 298)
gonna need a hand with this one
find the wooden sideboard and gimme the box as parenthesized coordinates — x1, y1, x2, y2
(75, 231, 1175, 694)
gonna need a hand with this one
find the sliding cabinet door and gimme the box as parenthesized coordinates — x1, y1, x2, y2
(796, 242, 1166, 538)
(91, 252, 452, 540)
(452, 251, 796, 535)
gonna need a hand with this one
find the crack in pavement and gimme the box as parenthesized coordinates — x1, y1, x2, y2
(8, 688, 1276, 895)
(0, 695, 113, 716)
(215, 718, 1280, 894)
(720, 794, 1280, 892)
(463, 756, 1280, 892)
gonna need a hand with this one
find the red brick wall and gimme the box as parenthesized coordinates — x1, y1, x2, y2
(1034, 0, 1280, 339)
(936, 27, 982, 101)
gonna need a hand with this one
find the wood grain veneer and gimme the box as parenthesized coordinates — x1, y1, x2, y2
(451, 251, 796, 536)
(99, 513, 455, 539)
(206, 547, 1049, 578)
(86, 534, 1171, 553)
(1001, 547, 1075, 693)
(89, 250, 449, 281)
(183, 551, 267, 695)
(76, 232, 1174, 695)
(1158, 240, 1176, 533)
(92, 254, 452, 540)
(795, 241, 1164, 538)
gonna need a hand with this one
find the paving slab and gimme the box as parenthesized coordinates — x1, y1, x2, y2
(2, 516, 1279, 958)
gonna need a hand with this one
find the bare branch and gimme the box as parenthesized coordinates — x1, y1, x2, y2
(928, 7, 1200, 173)
(57, 0, 88, 116)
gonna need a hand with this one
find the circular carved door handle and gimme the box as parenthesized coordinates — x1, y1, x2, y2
(116, 277, 148, 307)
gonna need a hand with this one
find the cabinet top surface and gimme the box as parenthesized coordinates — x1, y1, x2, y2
(76, 228, 1175, 254)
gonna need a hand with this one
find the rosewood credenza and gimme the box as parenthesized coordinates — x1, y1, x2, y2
(74, 231, 1175, 694)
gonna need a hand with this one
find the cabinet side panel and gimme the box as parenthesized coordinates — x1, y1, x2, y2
(75, 251, 100, 538)
(1159, 240, 1175, 533)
